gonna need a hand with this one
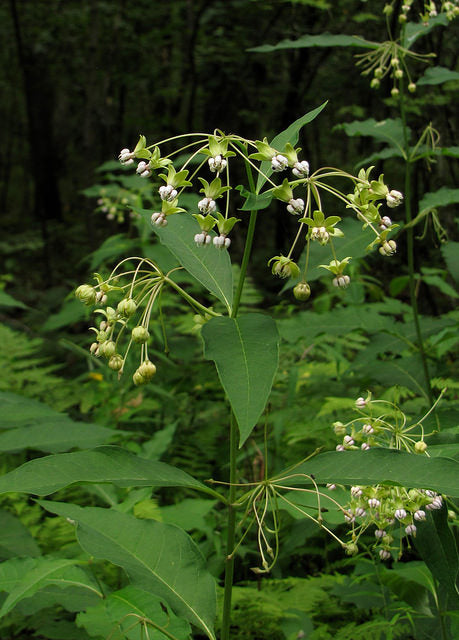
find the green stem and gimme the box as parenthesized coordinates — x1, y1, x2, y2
(399, 86, 434, 406)
(221, 148, 258, 640)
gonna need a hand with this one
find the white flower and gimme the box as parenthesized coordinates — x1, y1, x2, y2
(368, 498, 380, 508)
(405, 524, 417, 535)
(271, 154, 289, 172)
(292, 160, 310, 178)
(414, 509, 426, 521)
(208, 155, 227, 173)
(332, 275, 351, 288)
(426, 496, 443, 510)
(119, 148, 135, 165)
(355, 507, 367, 518)
(375, 529, 386, 538)
(386, 190, 403, 208)
(379, 549, 391, 560)
(159, 185, 178, 202)
(394, 508, 407, 520)
(351, 486, 363, 497)
(344, 510, 355, 523)
(286, 198, 305, 215)
(336, 444, 345, 451)
(362, 424, 374, 435)
(356, 397, 366, 408)
(361, 442, 370, 451)
(198, 197, 217, 214)
(136, 161, 152, 178)
(311, 226, 329, 244)
(213, 235, 231, 249)
(326, 483, 337, 490)
(151, 212, 167, 227)
(343, 435, 354, 446)
(194, 232, 211, 246)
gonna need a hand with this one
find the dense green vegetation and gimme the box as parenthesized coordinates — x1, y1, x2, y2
(0, 1, 458, 639)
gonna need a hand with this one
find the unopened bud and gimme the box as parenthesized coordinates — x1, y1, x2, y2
(132, 326, 150, 343)
(293, 282, 311, 301)
(75, 284, 97, 306)
(108, 354, 124, 371)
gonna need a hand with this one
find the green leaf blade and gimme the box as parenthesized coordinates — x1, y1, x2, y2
(136, 210, 233, 311)
(0, 446, 208, 496)
(202, 314, 279, 446)
(40, 502, 217, 639)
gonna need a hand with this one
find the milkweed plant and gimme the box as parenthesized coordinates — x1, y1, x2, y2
(72, 3, 458, 638)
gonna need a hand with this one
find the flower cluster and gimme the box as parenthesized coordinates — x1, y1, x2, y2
(116, 126, 401, 302)
(327, 391, 448, 559)
(334, 483, 444, 560)
(393, 0, 459, 23)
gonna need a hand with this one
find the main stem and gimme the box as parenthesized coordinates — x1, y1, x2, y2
(399, 87, 434, 406)
(221, 150, 258, 640)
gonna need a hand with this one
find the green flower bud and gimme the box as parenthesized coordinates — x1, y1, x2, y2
(138, 360, 157, 380)
(133, 371, 146, 386)
(108, 354, 124, 371)
(293, 282, 311, 301)
(370, 78, 381, 90)
(97, 330, 109, 343)
(408, 82, 416, 93)
(100, 340, 116, 358)
(414, 440, 428, 454)
(345, 542, 358, 556)
(117, 298, 137, 317)
(75, 284, 97, 306)
(333, 421, 346, 436)
(132, 326, 150, 343)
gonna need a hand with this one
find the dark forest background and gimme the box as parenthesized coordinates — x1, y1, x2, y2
(2, 0, 457, 311)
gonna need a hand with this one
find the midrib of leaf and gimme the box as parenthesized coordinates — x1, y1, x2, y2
(46, 578, 103, 598)
(76, 523, 215, 639)
(234, 320, 250, 426)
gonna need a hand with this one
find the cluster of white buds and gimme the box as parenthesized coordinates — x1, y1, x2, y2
(379, 215, 392, 230)
(159, 185, 178, 202)
(386, 189, 403, 208)
(208, 155, 227, 173)
(213, 235, 231, 249)
(271, 154, 289, 172)
(194, 232, 212, 246)
(198, 197, 217, 214)
(151, 212, 168, 227)
(292, 160, 310, 178)
(136, 161, 152, 178)
(310, 226, 329, 244)
(379, 239, 397, 256)
(118, 148, 135, 165)
(335, 482, 446, 560)
(286, 198, 305, 215)
(333, 275, 351, 288)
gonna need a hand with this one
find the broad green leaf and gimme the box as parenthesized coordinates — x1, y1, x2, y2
(355, 146, 404, 169)
(419, 187, 459, 215)
(0, 446, 210, 496)
(248, 33, 378, 54)
(337, 118, 410, 151)
(403, 14, 449, 48)
(417, 66, 459, 86)
(0, 557, 102, 618)
(40, 502, 217, 639)
(360, 355, 429, 398)
(160, 499, 217, 532)
(236, 185, 274, 211)
(136, 209, 233, 312)
(275, 449, 459, 497)
(0, 421, 118, 453)
(256, 103, 328, 192)
(0, 510, 41, 559)
(442, 242, 459, 284)
(0, 391, 74, 428)
(202, 314, 279, 446)
(0, 290, 27, 309)
(380, 563, 432, 615)
(415, 507, 459, 611)
(31, 619, 92, 640)
(77, 585, 191, 639)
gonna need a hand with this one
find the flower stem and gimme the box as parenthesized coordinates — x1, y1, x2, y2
(221, 147, 258, 640)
